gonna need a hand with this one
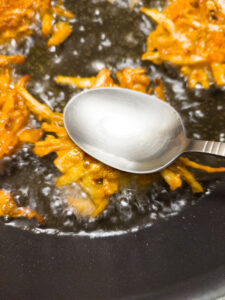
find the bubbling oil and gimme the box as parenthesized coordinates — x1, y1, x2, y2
(0, 0, 224, 235)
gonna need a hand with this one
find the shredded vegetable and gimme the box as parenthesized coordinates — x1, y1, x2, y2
(0, 190, 43, 223)
(0, 0, 73, 45)
(141, 0, 225, 88)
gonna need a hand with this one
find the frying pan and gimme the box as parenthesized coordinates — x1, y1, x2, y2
(1, 181, 225, 300)
(0, 0, 225, 299)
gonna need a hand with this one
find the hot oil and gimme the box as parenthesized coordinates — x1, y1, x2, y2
(0, 0, 225, 235)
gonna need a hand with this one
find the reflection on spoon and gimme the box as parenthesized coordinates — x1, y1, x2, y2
(64, 88, 225, 174)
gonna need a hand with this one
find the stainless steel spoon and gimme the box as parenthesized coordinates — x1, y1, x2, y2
(64, 88, 225, 174)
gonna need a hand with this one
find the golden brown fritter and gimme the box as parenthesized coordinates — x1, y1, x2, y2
(0, 0, 73, 45)
(0, 190, 43, 223)
(141, 0, 225, 88)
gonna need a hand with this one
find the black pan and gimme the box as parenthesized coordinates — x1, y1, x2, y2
(0, 0, 225, 299)
(1, 180, 225, 299)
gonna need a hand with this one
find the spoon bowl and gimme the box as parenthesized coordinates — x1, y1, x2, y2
(64, 88, 225, 173)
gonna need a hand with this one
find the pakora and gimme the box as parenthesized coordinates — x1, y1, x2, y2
(0, 0, 73, 46)
(141, 0, 225, 88)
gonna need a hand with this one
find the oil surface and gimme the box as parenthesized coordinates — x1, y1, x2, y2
(0, 0, 225, 235)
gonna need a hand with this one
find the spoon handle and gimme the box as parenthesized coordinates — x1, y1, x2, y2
(186, 140, 225, 157)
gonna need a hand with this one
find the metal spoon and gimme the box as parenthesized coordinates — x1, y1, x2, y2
(64, 88, 225, 174)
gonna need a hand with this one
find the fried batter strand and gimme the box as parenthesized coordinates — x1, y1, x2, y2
(141, 0, 225, 88)
(0, 190, 43, 223)
(0, 66, 29, 159)
(116, 68, 150, 93)
(0, 0, 73, 46)
(47, 21, 72, 47)
(0, 61, 46, 221)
